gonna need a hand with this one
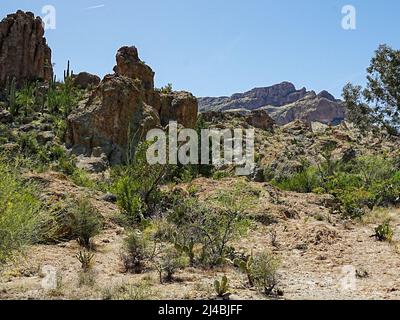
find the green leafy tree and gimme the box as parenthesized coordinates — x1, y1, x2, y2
(343, 44, 400, 135)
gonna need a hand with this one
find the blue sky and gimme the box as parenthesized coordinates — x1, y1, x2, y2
(1, 0, 399, 98)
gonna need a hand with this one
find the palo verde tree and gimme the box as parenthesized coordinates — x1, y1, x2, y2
(343, 44, 400, 135)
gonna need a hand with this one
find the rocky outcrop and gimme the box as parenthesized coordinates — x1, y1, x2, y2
(245, 109, 275, 131)
(199, 82, 308, 112)
(67, 46, 198, 165)
(73, 72, 101, 89)
(264, 92, 345, 125)
(113, 46, 154, 91)
(0, 11, 53, 88)
(159, 91, 198, 128)
(67, 74, 161, 164)
(198, 82, 345, 125)
(201, 109, 275, 132)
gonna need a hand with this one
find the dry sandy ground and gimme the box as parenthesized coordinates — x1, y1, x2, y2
(1, 174, 399, 300)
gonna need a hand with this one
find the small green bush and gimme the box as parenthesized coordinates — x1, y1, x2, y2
(275, 166, 320, 193)
(122, 230, 155, 274)
(156, 247, 188, 283)
(167, 182, 253, 267)
(113, 142, 172, 224)
(251, 252, 280, 295)
(67, 198, 102, 249)
(374, 221, 394, 242)
(275, 155, 400, 219)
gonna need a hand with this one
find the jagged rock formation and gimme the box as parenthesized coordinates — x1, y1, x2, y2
(198, 82, 345, 125)
(67, 46, 198, 166)
(245, 109, 275, 131)
(0, 10, 53, 88)
(263, 91, 345, 125)
(201, 109, 275, 132)
(113, 46, 154, 91)
(73, 72, 101, 89)
(200, 82, 307, 111)
(158, 91, 198, 128)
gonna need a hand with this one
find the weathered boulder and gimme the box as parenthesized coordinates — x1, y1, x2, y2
(245, 109, 274, 131)
(37, 131, 55, 144)
(73, 72, 100, 89)
(159, 91, 198, 128)
(0, 11, 53, 88)
(67, 74, 161, 165)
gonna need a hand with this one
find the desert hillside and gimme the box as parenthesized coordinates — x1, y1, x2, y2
(1, 10, 400, 301)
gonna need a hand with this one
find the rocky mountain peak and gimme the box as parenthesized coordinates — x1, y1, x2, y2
(198, 82, 345, 125)
(317, 90, 336, 102)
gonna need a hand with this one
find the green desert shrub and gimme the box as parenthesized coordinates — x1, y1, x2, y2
(16, 82, 37, 117)
(276, 155, 400, 218)
(114, 174, 146, 223)
(66, 197, 102, 249)
(250, 252, 280, 295)
(274, 166, 320, 193)
(70, 168, 98, 189)
(122, 230, 155, 274)
(113, 141, 172, 224)
(156, 247, 188, 283)
(160, 83, 173, 94)
(167, 182, 253, 267)
(0, 160, 48, 263)
(374, 221, 394, 242)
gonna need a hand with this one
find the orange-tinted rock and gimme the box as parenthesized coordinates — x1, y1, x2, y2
(73, 72, 100, 89)
(67, 74, 160, 164)
(113, 46, 154, 91)
(0, 11, 53, 87)
(159, 91, 198, 128)
(67, 46, 198, 165)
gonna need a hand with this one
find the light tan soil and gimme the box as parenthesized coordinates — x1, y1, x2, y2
(1, 174, 399, 300)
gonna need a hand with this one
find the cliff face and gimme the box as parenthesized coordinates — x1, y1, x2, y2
(0, 10, 53, 87)
(264, 91, 345, 125)
(198, 82, 345, 125)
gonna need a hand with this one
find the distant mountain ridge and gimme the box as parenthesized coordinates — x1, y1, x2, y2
(198, 82, 345, 125)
